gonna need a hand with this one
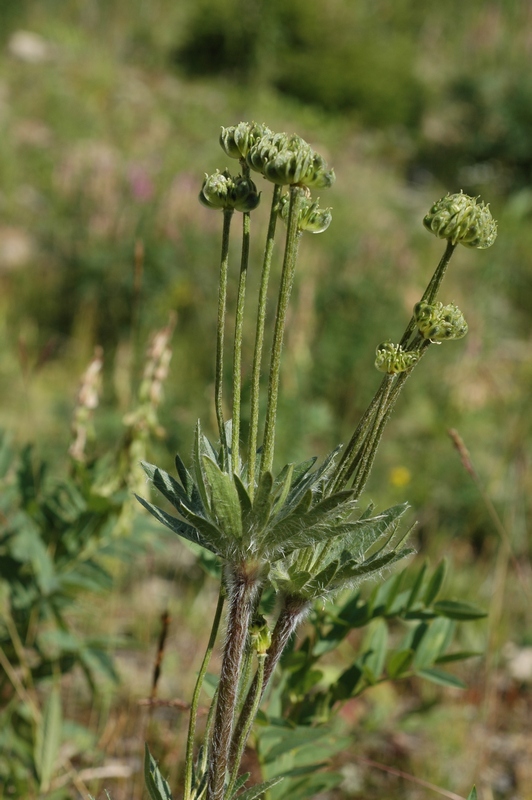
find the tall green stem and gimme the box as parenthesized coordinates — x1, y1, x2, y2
(247, 185, 282, 499)
(261, 186, 304, 476)
(330, 240, 457, 495)
(184, 587, 225, 800)
(215, 210, 234, 461)
(231, 212, 251, 474)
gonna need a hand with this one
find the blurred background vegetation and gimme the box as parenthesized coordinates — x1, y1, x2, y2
(0, 0, 531, 798)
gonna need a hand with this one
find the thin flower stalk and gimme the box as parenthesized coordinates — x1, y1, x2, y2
(215, 209, 234, 461)
(247, 185, 282, 499)
(231, 211, 251, 473)
(399, 240, 456, 348)
(261, 186, 305, 476)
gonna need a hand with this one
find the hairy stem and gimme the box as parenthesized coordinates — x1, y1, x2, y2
(207, 566, 261, 800)
(230, 595, 310, 763)
(184, 587, 225, 800)
(226, 653, 266, 797)
(247, 185, 282, 499)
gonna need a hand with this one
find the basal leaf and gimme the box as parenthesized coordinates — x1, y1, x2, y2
(271, 464, 294, 514)
(135, 495, 221, 555)
(202, 457, 243, 540)
(252, 471, 274, 533)
(191, 421, 212, 514)
(174, 453, 195, 498)
(142, 463, 197, 514)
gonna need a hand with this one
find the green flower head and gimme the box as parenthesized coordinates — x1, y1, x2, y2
(219, 121, 272, 160)
(278, 192, 332, 234)
(199, 170, 261, 212)
(414, 301, 468, 342)
(375, 342, 420, 374)
(247, 132, 335, 188)
(423, 191, 497, 249)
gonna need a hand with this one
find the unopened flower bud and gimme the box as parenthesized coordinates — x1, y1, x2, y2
(278, 192, 332, 234)
(199, 169, 232, 209)
(375, 342, 420, 374)
(249, 615, 271, 655)
(199, 170, 260, 212)
(423, 191, 497, 249)
(414, 301, 468, 342)
(219, 121, 272, 159)
(247, 132, 335, 188)
(231, 175, 261, 212)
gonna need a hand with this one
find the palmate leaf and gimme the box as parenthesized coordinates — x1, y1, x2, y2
(266, 490, 355, 555)
(141, 463, 201, 516)
(135, 495, 221, 555)
(191, 421, 213, 515)
(271, 463, 294, 514)
(251, 471, 275, 533)
(202, 456, 243, 540)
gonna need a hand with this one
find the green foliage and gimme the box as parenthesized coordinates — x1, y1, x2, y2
(0, 430, 144, 796)
(248, 560, 484, 797)
(271, 560, 484, 725)
(145, 744, 175, 800)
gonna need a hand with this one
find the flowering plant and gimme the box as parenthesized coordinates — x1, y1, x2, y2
(137, 125, 496, 800)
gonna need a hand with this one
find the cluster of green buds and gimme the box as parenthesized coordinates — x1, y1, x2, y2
(423, 191, 497, 249)
(375, 341, 421, 374)
(414, 300, 468, 342)
(246, 132, 335, 188)
(220, 121, 336, 188)
(219, 121, 272, 160)
(199, 169, 261, 212)
(278, 191, 332, 234)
